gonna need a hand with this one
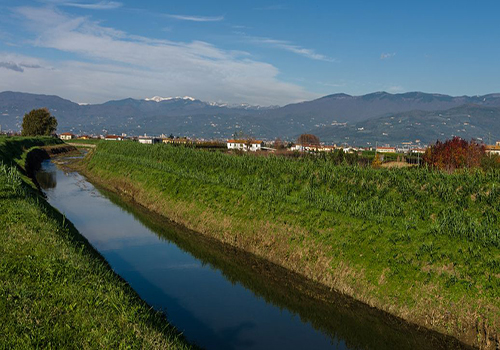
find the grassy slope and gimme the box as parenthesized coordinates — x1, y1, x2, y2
(0, 136, 192, 349)
(82, 141, 500, 348)
(66, 138, 103, 145)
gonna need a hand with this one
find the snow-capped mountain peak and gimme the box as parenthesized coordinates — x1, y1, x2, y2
(145, 96, 196, 102)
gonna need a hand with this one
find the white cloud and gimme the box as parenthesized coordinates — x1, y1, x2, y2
(58, 1, 122, 10)
(165, 14, 224, 22)
(380, 52, 396, 60)
(318, 81, 346, 88)
(0, 61, 24, 72)
(0, 56, 45, 73)
(246, 36, 335, 62)
(387, 85, 404, 93)
(1, 7, 317, 105)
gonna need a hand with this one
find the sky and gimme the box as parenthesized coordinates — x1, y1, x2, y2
(0, 0, 499, 105)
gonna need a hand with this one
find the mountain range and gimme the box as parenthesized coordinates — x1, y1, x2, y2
(1, 91, 500, 145)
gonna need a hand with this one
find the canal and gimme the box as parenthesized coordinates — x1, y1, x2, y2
(36, 158, 469, 350)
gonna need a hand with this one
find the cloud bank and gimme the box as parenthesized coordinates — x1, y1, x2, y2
(57, 1, 123, 10)
(252, 37, 335, 62)
(0, 6, 317, 105)
(380, 52, 396, 60)
(165, 14, 224, 22)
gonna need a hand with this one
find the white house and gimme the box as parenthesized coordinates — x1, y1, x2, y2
(59, 132, 75, 140)
(409, 148, 427, 154)
(138, 137, 160, 144)
(227, 139, 263, 152)
(376, 146, 396, 153)
(290, 144, 336, 152)
(290, 144, 306, 152)
(104, 135, 123, 141)
(486, 143, 500, 155)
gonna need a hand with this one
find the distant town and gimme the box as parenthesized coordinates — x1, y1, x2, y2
(51, 131, 500, 156)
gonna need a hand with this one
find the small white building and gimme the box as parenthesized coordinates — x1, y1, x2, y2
(290, 144, 336, 152)
(290, 144, 306, 152)
(486, 143, 500, 155)
(104, 135, 123, 141)
(318, 145, 337, 152)
(376, 146, 396, 153)
(59, 132, 75, 140)
(227, 139, 263, 152)
(138, 137, 160, 144)
(409, 148, 427, 154)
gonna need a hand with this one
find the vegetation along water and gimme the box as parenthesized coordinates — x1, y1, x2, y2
(77, 140, 500, 349)
(36, 157, 471, 350)
(0, 136, 192, 349)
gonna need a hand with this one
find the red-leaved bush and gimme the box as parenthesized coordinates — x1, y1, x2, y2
(423, 137, 485, 172)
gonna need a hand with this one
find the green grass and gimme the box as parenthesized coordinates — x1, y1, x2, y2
(0, 135, 62, 165)
(66, 138, 103, 145)
(83, 141, 500, 347)
(0, 137, 192, 349)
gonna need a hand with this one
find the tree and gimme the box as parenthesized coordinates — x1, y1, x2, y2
(21, 108, 57, 136)
(423, 137, 485, 172)
(372, 152, 382, 168)
(233, 130, 248, 139)
(273, 137, 285, 150)
(297, 133, 320, 146)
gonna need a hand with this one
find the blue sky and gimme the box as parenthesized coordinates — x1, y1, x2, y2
(0, 0, 499, 105)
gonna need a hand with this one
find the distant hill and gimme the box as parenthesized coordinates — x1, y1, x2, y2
(0, 91, 268, 137)
(311, 104, 500, 146)
(1, 91, 500, 142)
(255, 92, 500, 138)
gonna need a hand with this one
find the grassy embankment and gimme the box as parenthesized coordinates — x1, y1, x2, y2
(66, 138, 103, 144)
(80, 141, 500, 349)
(103, 187, 470, 350)
(0, 136, 192, 349)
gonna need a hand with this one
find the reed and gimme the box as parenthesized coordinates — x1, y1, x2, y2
(82, 141, 500, 347)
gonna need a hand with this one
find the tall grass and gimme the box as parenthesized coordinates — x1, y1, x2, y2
(84, 141, 500, 345)
(89, 142, 500, 247)
(0, 138, 193, 349)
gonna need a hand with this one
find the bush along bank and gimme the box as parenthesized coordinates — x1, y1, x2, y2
(0, 137, 193, 349)
(79, 141, 500, 349)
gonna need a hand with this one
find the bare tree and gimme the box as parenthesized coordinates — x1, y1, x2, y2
(297, 134, 320, 146)
(274, 137, 284, 149)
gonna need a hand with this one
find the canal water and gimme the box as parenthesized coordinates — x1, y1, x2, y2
(36, 159, 468, 350)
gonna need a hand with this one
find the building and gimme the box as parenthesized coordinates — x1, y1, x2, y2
(290, 144, 321, 152)
(104, 135, 123, 141)
(291, 144, 340, 152)
(227, 139, 263, 152)
(409, 148, 427, 154)
(162, 137, 190, 145)
(342, 146, 356, 153)
(138, 136, 160, 144)
(318, 145, 337, 152)
(59, 132, 75, 140)
(376, 146, 396, 153)
(486, 143, 500, 155)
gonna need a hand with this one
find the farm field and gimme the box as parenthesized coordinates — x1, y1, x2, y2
(0, 137, 192, 349)
(65, 138, 103, 144)
(80, 141, 500, 348)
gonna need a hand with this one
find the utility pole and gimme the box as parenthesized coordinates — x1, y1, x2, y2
(489, 132, 492, 158)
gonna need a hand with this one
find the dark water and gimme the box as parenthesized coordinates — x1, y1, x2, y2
(37, 159, 470, 350)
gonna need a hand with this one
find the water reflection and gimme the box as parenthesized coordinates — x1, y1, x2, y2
(39, 159, 472, 350)
(104, 188, 472, 350)
(36, 168, 57, 189)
